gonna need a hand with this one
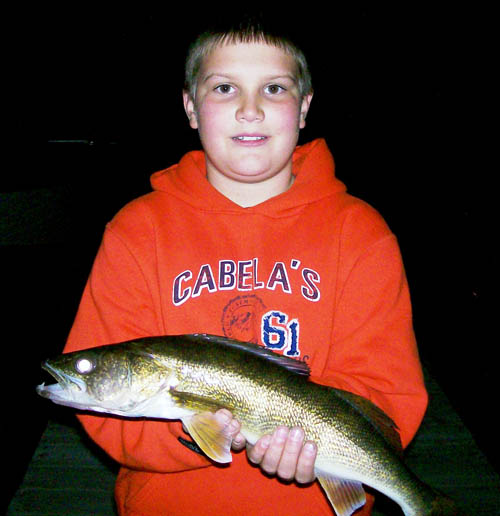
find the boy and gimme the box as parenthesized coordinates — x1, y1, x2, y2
(64, 16, 427, 516)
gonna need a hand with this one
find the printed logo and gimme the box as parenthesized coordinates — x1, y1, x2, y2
(221, 294, 266, 343)
(172, 258, 321, 307)
(261, 310, 300, 357)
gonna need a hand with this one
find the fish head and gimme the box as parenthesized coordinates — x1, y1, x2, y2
(36, 344, 178, 417)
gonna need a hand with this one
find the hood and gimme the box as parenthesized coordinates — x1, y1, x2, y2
(150, 139, 346, 216)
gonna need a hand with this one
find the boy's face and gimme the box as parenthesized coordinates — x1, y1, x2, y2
(183, 42, 312, 188)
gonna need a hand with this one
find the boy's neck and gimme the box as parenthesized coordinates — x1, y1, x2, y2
(207, 168, 295, 207)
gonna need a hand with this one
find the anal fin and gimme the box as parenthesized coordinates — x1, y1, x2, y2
(181, 412, 233, 463)
(317, 473, 366, 516)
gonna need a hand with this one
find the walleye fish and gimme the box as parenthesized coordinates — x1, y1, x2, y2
(37, 334, 466, 516)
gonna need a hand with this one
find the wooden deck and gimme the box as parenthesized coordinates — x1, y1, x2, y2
(7, 370, 500, 516)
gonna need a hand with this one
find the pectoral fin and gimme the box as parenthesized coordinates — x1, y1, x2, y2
(181, 412, 233, 463)
(317, 473, 366, 516)
(170, 387, 231, 413)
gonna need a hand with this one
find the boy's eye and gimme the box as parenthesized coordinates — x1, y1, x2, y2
(214, 84, 235, 94)
(264, 84, 285, 95)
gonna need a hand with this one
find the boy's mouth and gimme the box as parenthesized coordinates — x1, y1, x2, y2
(232, 135, 268, 143)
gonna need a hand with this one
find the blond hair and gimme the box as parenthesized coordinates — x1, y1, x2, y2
(184, 18, 313, 101)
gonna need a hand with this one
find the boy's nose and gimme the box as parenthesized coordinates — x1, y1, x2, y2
(236, 95, 264, 123)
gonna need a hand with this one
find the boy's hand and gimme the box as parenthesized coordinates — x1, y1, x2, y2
(215, 409, 317, 484)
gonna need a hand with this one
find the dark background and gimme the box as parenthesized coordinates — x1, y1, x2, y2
(2, 4, 492, 511)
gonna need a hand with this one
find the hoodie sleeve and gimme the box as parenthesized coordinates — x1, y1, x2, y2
(64, 211, 212, 473)
(314, 205, 428, 449)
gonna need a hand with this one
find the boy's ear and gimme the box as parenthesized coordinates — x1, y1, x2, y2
(299, 93, 313, 129)
(183, 91, 198, 129)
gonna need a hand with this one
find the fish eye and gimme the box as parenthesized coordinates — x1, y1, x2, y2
(75, 357, 95, 375)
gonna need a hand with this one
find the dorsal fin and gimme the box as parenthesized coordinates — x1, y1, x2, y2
(187, 334, 311, 376)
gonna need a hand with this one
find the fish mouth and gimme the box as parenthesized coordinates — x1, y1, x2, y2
(37, 361, 87, 395)
(36, 361, 96, 411)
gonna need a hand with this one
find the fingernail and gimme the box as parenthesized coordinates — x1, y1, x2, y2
(228, 420, 239, 433)
(304, 441, 316, 455)
(290, 427, 303, 442)
(275, 427, 289, 441)
(260, 434, 271, 449)
(217, 411, 231, 424)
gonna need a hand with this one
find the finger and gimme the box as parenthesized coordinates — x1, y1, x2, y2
(214, 408, 233, 427)
(231, 432, 247, 451)
(214, 409, 243, 452)
(258, 426, 290, 475)
(276, 427, 305, 481)
(247, 434, 272, 464)
(214, 409, 241, 438)
(294, 440, 317, 484)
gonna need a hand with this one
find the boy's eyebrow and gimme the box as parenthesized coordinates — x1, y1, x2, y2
(201, 73, 231, 84)
(201, 73, 298, 84)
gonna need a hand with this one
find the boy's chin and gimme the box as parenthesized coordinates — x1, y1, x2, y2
(223, 168, 289, 184)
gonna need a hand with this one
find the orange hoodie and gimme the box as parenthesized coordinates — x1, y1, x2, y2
(65, 138, 427, 515)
